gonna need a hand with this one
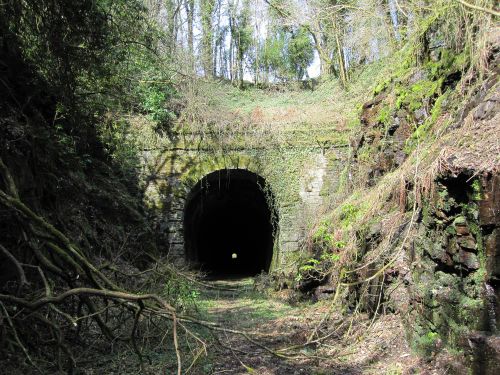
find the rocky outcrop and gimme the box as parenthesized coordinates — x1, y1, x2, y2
(351, 49, 500, 373)
(403, 79, 500, 373)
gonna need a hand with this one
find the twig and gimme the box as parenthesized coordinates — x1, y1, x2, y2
(456, 0, 500, 17)
(173, 314, 182, 375)
(0, 302, 42, 374)
(131, 303, 145, 370)
(0, 157, 19, 198)
(0, 244, 28, 286)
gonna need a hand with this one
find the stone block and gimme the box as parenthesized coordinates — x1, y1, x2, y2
(456, 225, 470, 236)
(168, 243, 184, 256)
(281, 241, 299, 252)
(281, 232, 300, 242)
(168, 231, 183, 242)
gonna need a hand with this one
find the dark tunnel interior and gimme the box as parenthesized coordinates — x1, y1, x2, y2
(183, 169, 276, 278)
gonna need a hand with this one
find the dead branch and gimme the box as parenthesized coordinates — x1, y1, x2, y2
(0, 287, 175, 311)
(0, 244, 28, 287)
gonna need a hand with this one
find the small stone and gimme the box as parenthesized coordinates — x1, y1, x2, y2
(414, 107, 428, 122)
(430, 49, 441, 62)
(456, 225, 470, 236)
(409, 69, 428, 84)
(457, 235, 476, 250)
(458, 249, 480, 270)
(473, 99, 497, 121)
(366, 222, 382, 242)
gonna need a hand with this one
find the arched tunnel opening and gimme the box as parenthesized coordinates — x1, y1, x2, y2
(184, 169, 277, 278)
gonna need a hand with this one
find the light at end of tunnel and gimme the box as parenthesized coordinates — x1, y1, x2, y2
(232, 253, 238, 259)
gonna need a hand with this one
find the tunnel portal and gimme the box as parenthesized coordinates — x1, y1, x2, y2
(184, 169, 276, 278)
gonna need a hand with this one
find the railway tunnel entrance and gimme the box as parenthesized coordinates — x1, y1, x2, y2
(184, 169, 277, 278)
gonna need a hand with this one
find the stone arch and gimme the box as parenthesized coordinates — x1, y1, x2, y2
(183, 168, 278, 277)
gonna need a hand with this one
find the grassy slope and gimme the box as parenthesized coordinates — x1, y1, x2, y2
(187, 59, 395, 132)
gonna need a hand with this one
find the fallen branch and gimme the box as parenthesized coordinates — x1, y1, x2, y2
(0, 287, 175, 311)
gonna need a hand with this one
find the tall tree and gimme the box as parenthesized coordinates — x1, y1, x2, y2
(185, 0, 195, 70)
(201, 0, 216, 76)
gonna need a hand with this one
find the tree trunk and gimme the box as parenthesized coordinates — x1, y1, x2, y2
(333, 18, 347, 87)
(185, 0, 194, 71)
(201, 0, 216, 77)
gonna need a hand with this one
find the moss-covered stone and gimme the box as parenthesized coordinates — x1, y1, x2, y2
(407, 176, 494, 367)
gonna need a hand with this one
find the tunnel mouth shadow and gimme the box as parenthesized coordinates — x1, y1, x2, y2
(184, 169, 277, 279)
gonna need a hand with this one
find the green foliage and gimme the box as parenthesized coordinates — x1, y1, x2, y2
(339, 201, 366, 228)
(297, 220, 344, 282)
(414, 331, 440, 357)
(99, 118, 141, 179)
(259, 25, 313, 81)
(321, 251, 342, 262)
(404, 91, 450, 153)
(373, 79, 390, 96)
(298, 258, 320, 274)
(471, 179, 482, 201)
(288, 26, 315, 80)
(313, 221, 334, 245)
(1, 0, 173, 170)
(295, 250, 341, 283)
(261, 30, 289, 78)
(427, 50, 467, 80)
(162, 276, 200, 311)
(384, 364, 403, 375)
(4, 0, 158, 108)
(139, 82, 178, 127)
(377, 104, 392, 125)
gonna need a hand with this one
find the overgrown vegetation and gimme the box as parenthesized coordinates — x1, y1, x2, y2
(295, 0, 498, 372)
(1, 0, 498, 373)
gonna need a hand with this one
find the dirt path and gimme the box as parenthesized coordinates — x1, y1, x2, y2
(194, 279, 423, 375)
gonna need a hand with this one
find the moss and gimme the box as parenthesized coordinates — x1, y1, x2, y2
(465, 204, 483, 251)
(358, 145, 375, 162)
(421, 199, 433, 226)
(426, 49, 468, 80)
(373, 79, 391, 95)
(404, 90, 450, 154)
(446, 225, 457, 235)
(396, 78, 438, 111)
(430, 91, 448, 122)
(348, 117, 361, 129)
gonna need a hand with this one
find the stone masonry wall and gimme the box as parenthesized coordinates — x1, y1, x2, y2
(140, 134, 349, 270)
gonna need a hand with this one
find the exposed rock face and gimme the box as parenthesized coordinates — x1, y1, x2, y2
(481, 174, 500, 283)
(352, 50, 500, 372)
(355, 90, 413, 186)
(403, 90, 500, 372)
